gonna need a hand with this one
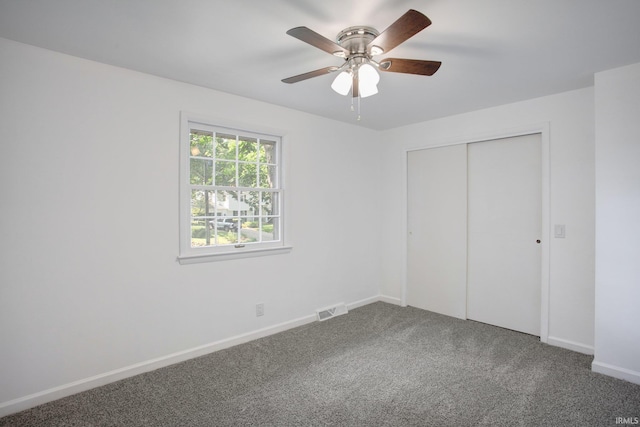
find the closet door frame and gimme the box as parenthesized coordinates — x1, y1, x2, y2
(400, 123, 551, 343)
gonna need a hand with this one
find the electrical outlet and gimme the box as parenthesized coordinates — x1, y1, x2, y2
(256, 303, 264, 317)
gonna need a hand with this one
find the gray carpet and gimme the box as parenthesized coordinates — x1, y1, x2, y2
(2, 302, 639, 426)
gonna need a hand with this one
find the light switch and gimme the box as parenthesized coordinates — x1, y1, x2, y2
(554, 224, 566, 238)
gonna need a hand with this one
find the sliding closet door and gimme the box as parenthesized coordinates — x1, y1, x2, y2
(407, 144, 467, 319)
(466, 134, 542, 336)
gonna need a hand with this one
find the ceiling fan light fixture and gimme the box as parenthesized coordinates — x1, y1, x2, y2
(331, 70, 352, 96)
(358, 63, 380, 98)
(359, 82, 378, 98)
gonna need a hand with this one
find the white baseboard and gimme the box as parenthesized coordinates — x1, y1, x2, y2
(547, 336, 594, 355)
(378, 294, 402, 306)
(335, 295, 401, 313)
(346, 295, 380, 310)
(1, 294, 398, 418)
(592, 360, 640, 385)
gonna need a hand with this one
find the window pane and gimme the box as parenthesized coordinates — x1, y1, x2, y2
(191, 190, 216, 217)
(220, 227, 239, 245)
(260, 140, 276, 164)
(218, 190, 247, 217)
(215, 134, 236, 160)
(240, 221, 258, 244)
(240, 218, 256, 231)
(259, 165, 277, 188)
(228, 190, 252, 216)
(240, 191, 260, 218)
(191, 190, 204, 217)
(190, 130, 213, 157)
(261, 191, 279, 216)
(213, 216, 238, 234)
(215, 160, 236, 186)
(238, 162, 257, 188)
(262, 218, 279, 242)
(191, 219, 214, 247)
(190, 158, 213, 185)
(238, 137, 258, 162)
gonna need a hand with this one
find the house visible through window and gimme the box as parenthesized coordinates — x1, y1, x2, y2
(179, 115, 287, 262)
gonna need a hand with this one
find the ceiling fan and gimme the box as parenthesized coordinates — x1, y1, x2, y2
(281, 9, 441, 99)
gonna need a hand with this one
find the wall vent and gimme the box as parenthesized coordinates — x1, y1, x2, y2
(316, 303, 348, 321)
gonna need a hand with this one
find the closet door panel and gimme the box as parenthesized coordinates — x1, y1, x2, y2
(467, 134, 542, 336)
(407, 144, 467, 319)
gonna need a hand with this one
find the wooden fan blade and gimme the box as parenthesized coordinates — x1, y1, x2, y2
(286, 27, 349, 57)
(378, 58, 441, 76)
(367, 10, 431, 54)
(281, 66, 339, 84)
(352, 73, 359, 98)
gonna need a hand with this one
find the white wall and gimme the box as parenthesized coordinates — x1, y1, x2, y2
(0, 38, 383, 412)
(379, 88, 596, 354)
(593, 62, 640, 384)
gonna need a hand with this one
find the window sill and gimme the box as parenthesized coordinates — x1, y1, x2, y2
(177, 246, 293, 265)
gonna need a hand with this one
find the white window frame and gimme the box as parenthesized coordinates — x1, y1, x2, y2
(178, 113, 291, 264)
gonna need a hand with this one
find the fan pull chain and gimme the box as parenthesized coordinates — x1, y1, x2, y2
(348, 86, 361, 121)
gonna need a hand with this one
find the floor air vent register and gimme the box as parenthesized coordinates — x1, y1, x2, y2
(316, 303, 348, 321)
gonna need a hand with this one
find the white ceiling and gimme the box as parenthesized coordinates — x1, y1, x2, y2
(1, 0, 640, 130)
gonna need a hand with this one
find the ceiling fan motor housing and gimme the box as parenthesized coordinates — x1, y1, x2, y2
(335, 26, 379, 58)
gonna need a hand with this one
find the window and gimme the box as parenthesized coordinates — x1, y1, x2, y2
(178, 114, 289, 263)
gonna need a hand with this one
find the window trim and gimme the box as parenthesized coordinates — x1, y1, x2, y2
(177, 112, 291, 264)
